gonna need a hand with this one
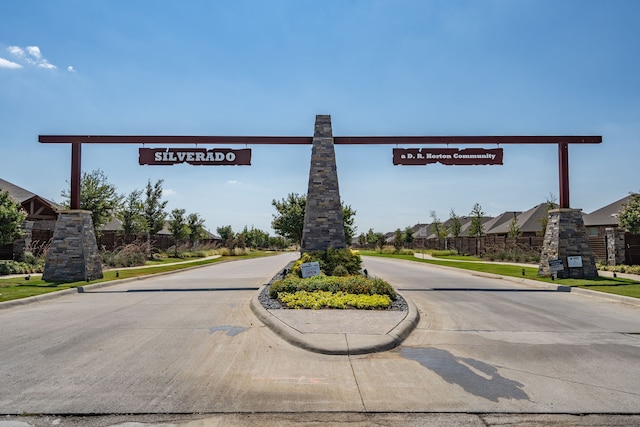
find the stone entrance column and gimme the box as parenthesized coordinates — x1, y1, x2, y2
(300, 115, 346, 253)
(42, 210, 103, 282)
(538, 208, 598, 278)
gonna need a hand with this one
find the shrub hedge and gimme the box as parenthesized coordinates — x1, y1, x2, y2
(270, 274, 396, 300)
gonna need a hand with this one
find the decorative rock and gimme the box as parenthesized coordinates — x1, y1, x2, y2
(605, 227, 626, 266)
(12, 220, 33, 260)
(42, 210, 103, 282)
(538, 208, 598, 278)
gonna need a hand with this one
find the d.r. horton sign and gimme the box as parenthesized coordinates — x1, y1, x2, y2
(139, 147, 251, 165)
(393, 148, 503, 165)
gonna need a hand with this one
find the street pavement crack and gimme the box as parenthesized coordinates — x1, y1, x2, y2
(348, 354, 367, 411)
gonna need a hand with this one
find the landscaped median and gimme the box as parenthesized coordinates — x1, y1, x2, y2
(0, 251, 279, 304)
(358, 250, 640, 300)
(269, 274, 397, 309)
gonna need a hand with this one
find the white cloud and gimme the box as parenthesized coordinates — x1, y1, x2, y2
(26, 46, 41, 59)
(37, 61, 56, 70)
(6, 45, 56, 70)
(163, 188, 177, 196)
(227, 180, 240, 185)
(7, 46, 24, 57)
(0, 57, 22, 69)
(67, 65, 76, 73)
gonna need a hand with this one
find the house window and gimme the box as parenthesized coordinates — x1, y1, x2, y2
(588, 227, 599, 237)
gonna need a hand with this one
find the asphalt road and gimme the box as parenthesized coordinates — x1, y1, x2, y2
(1, 253, 639, 426)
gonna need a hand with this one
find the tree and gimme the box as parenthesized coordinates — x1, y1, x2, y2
(168, 208, 188, 256)
(375, 232, 386, 251)
(393, 228, 404, 251)
(271, 193, 306, 245)
(61, 169, 123, 232)
(119, 189, 145, 234)
(404, 226, 415, 248)
(186, 213, 206, 247)
(143, 179, 168, 236)
(342, 203, 357, 244)
(507, 215, 522, 237)
(469, 203, 485, 237)
(365, 228, 378, 246)
(216, 225, 235, 247)
(538, 194, 558, 236)
(618, 192, 640, 233)
(239, 226, 270, 249)
(268, 235, 288, 250)
(0, 190, 27, 245)
(357, 233, 366, 246)
(430, 210, 447, 239)
(448, 209, 462, 238)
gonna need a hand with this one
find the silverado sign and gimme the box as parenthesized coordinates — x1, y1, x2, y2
(139, 147, 251, 165)
(393, 148, 503, 166)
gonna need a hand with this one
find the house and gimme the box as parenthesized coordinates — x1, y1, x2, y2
(486, 204, 548, 237)
(0, 178, 60, 226)
(583, 194, 633, 237)
(0, 178, 62, 259)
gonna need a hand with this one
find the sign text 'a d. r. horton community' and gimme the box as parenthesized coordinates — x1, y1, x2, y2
(393, 148, 503, 166)
(139, 147, 251, 165)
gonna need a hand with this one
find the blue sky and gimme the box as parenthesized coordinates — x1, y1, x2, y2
(1, 0, 639, 237)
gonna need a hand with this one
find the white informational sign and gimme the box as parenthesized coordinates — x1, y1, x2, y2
(567, 256, 583, 268)
(300, 261, 321, 278)
(549, 259, 564, 273)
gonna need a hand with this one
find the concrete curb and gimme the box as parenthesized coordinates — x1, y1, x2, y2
(250, 287, 420, 355)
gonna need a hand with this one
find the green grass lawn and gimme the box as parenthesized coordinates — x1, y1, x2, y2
(0, 251, 279, 303)
(360, 250, 640, 299)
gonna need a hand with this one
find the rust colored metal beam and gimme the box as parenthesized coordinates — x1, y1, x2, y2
(71, 142, 81, 210)
(39, 135, 314, 144)
(559, 143, 571, 209)
(334, 136, 602, 144)
(39, 135, 602, 145)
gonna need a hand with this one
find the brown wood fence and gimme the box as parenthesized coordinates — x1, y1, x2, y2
(417, 235, 545, 258)
(589, 236, 607, 263)
(625, 233, 640, 265)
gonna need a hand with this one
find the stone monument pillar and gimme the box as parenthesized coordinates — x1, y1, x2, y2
(538, 208, 598, 278)
(300, 115, 346, 252)
(605, 227, 626, 266)
(43, 210, 103, 282)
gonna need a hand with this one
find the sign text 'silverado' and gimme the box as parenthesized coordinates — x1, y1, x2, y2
(139, 148, 251, 165)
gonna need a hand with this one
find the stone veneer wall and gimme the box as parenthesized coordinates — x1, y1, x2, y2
(538, 208, 598, 278)
(605, 227, 626, 266)
(12, 220, 33, 260)
(43, 210, 103, 282)
(300, 115, 346, 252)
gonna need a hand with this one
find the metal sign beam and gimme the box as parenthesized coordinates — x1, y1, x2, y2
(39, 135, 601, 145)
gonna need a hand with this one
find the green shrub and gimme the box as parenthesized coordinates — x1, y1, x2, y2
(279, 290, 392, 309)
(270, 275, 396, 300)
(0, 260, 39, 275)
(290, 248, 362, 277)
(430, 249, 458, 257)
(232, 247, 248, 256)
(101, 242, 147, 267)
(377, 246, 414, 255)
(332, 264, 349, 276)
(597, 263, 640, 275)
